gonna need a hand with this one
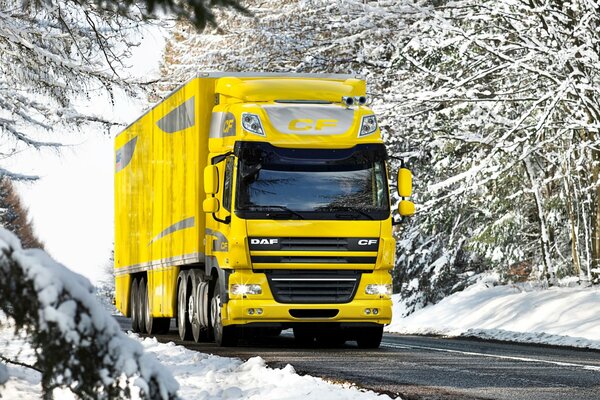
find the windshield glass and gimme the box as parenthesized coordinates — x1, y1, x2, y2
(235, 143, 390, 220)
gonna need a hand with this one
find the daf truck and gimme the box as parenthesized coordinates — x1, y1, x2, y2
(114, 72, 414, 348)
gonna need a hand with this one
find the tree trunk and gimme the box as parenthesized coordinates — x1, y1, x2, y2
(524, 157, 556, 286)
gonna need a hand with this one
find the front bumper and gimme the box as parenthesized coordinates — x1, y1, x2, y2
(223, 297, 392, 326)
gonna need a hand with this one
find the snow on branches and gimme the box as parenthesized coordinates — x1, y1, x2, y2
(0, 228, 179, 399)
(156, 0, 600, 313)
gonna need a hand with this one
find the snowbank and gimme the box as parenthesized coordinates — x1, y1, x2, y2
(0, 228, 178, 399)
(387, 278, 600, 349)
(0, 326, 393, 400)
(139, 335, 392, 400)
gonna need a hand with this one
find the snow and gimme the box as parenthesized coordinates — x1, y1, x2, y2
(387, 276, 600, 349)
(0, 325, 394, 400)
(0, 228, 178, 398)
(138, 335, 392, 400)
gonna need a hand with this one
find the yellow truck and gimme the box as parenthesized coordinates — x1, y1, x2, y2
(114, 72, 414, 348)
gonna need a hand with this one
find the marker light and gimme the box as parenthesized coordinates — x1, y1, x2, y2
(359, 115, 378, 137)
(230, 284, 262, 295)
(241, 113, 265, 136)
(355, 96, 367, 105)
(365, 284, 392, 296)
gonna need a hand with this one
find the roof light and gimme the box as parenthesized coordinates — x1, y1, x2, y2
(241, 113, 265, 136)
(342, 96, 355, 107)
(359, 115, 378, 137)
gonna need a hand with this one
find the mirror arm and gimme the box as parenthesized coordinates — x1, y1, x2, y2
(212, 213, 231, 224)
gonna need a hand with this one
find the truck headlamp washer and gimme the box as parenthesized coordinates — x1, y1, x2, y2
(365, 284, 391, 296)
(241, 113, 265, 136)
(230, 283, 262, 295)
(359, 115, 378, 137)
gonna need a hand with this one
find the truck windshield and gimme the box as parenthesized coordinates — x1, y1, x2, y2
(234, 142, 390, 220)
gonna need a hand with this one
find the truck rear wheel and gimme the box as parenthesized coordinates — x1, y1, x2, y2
(143, 278, 170, 335)
(210, 285, 237, 347)
(130, 278, 140, 333)
(177, 272, 193, 340)
(138, 278, 147, 333)
(191, 277, 211, 343)
(356, 326, 384, 349)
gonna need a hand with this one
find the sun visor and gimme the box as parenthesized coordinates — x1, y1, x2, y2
(215, 77, 366, 103)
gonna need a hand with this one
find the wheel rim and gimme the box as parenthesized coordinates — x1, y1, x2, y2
(211, 294, 222, 340)
(188, 293, 195, 325)
(178, 284, 186, 333)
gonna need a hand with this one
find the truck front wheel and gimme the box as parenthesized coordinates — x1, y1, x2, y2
(356, 326, 384, 349)
(210, 285, 237, 347)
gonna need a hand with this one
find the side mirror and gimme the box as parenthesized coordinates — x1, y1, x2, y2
(399, 200, 415, 217)
(203, 197, 220, 213)
(397, 168, 412, 197)
(204, 165, 219, 194)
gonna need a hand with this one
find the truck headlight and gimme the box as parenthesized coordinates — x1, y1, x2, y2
(241, 113, 265, 137)
(365, 284, 392, 296)
(230, 284, 262, 295)
(359, 115, 378, 137)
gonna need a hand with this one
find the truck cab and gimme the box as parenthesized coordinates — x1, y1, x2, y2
(201, 74, 413, 346)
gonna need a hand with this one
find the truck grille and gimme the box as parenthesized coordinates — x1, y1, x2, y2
(249, 237, 379, 252)
(249, 237, 379, 266)
(265, 270, 362, 304)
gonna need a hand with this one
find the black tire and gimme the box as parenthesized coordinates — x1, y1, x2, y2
(293, 327, 315, 347)
(138, 278, 147, 334)
(210, 284, 237, 346)
(356, 326, 384, 349)
(130, 278, 140, 333)
(177, 272, 193, 341)
(143, 278, 154, 334)
(316, 333, 346, 348)
(192, 279, 211, 343)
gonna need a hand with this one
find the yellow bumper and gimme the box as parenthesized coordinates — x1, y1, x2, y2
(223, 269, 393, 326)
(223, 298, 392, 326)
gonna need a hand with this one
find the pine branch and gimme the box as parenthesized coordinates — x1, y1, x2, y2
(0, 354, 42, 373)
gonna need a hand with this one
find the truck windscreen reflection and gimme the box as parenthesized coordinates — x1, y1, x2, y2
(236, 146, 390, 220)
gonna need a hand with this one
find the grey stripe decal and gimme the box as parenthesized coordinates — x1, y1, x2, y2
(157, 97, 195, 133)
(115, 136, 138, 173)
(114, 252, 203, 276)
(149, 217, 195, 245)
(206, 228, 229, 252)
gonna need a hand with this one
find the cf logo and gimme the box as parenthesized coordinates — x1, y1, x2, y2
(223, 119, 234, 133)
(288, 119, 338, 131)
(358, 239, 377, 246)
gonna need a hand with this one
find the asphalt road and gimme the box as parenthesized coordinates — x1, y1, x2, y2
(115, 316, 600, 400)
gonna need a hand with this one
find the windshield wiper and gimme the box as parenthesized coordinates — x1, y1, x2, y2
(326, 206, 375, 220)
(248, 205, 305, 220)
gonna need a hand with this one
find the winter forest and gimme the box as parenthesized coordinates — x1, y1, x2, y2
(1, 0, 600, 398)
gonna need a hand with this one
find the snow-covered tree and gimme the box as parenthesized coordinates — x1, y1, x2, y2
(0, 0, 245, 180)
(0, 178, 44, 249)
(393, 0, 600, 290)
(0, 228, 179, 399)
(156, 0, 600, 314)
